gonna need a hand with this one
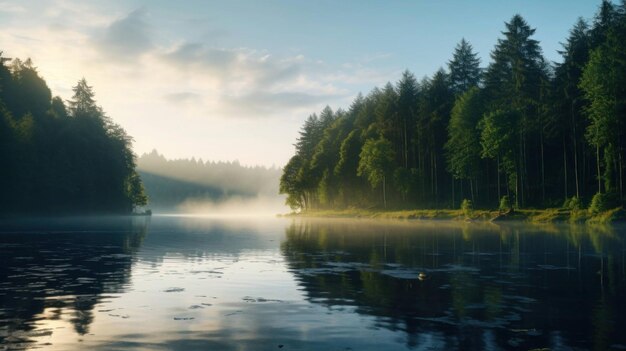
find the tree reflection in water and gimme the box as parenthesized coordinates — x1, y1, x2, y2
(0, 217, 149, 347)
(281, 219, 626, 350)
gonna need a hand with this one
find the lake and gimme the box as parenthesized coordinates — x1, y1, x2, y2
(0, 216, 625, 350)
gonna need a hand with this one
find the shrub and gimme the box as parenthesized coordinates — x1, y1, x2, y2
(499, 195, 511, 212)
(589, 192, 607, 215)
(564, 196, 582, 211)
(568, 196, 586, 223)
(461, 199, 473, 218)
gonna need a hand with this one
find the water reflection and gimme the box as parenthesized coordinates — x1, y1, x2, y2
(0, 217, 149, 349)
(1, 217, 625, 350)
(281, 219, 626, 350)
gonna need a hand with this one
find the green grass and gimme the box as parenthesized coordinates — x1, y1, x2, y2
(587, 207, 625, 224)
(287, 207, 626, 224)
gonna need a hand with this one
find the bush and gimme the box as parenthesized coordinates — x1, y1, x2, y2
(564, 196, 583, 211)
(568, 196, 586, 223)
(461, 199, 473, 218)
(589, 193, 605, 215)
(499, 195, 511, 212)
(589, 192, 619, 215)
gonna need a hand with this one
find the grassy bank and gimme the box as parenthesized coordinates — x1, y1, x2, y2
(285, 207, 626, 224)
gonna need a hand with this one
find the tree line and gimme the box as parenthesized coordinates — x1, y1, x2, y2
(137, 150, 281, 210)
(281, 1, 626, 212)
(0, 52, 147, 214)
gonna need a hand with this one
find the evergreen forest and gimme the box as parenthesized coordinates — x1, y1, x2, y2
(280, 2, 626, 212)
(137, 150, 281, 210)
(0, 53, 147, 215)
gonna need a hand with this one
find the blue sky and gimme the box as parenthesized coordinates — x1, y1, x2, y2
(0, 0, 606, 166)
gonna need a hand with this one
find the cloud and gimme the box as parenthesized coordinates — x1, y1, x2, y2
(161, 43, 304, 88)
(0, 2, 25, 13)
(164, 92, 202, 104)
(163, 43, 238, 75)
(219, 91, 344, 116)
(95, 9, 153, 60)
(157, 42, 350, 118)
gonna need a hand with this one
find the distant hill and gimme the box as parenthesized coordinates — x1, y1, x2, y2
(137, 150, 283, 212)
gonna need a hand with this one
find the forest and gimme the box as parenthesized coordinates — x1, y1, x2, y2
(0, 53, 146, 215)
(137, 150, 281, 211)
(280, 1, 626, 213)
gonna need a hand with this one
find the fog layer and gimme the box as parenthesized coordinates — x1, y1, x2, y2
(137, 150, 286, 214)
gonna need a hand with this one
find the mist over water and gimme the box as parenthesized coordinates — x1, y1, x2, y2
(174, 195, 288, 217)
(136, 150, 286, 215)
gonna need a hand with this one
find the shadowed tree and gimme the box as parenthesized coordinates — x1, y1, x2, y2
(446, 87, 484, 203)
(358, 137, 395, 208)
(554, 18, 591, 199)
(448, 38, 482, 95)
(483, 14, 545, 207)
(480, 109, 520, 207)
(0, 53, 146, 214)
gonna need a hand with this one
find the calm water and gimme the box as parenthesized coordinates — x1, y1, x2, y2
(0, 216, 625, 350)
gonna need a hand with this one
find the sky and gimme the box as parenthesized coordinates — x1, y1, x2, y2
(0, 0, 605, 167)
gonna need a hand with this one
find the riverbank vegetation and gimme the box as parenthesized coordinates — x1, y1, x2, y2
(280, 2, 626, 221)
(0, 52, 146, 214)
(287, 207, 625, 224)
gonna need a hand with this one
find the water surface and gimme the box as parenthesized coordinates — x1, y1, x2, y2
(0, 216, 625, 350)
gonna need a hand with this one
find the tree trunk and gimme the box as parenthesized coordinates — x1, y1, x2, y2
(475, 176, 479, 203)
(563, 136, 568, 200)
(430, 153, 434, 200)
(597, 142, 602, 193)
(434, 154, 438, 204)
(515, 174, 519, 208)
(521, 134, 526, 208)
(497, 156, 501, 202)
(572, 103, 580, 198)
(619, 150, 624, 201)
(404, 119, 408, 169)
(539, 129, 546, 206)
(451, 176, 455, 209)
(382, 176, 387, 209)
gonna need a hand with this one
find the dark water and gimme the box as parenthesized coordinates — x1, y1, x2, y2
(0, 216, 625, 350)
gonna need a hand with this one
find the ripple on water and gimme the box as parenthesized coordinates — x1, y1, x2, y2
(163, 287, 185, 293)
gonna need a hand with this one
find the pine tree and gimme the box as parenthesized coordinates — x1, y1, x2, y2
(448, 38, 482, 95)
(483, 14, 545, 206)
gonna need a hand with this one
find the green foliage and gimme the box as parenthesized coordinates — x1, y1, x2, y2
(446, 87, 483, 180)
(565, 196, 586, 222)
(0, 54, 146, 214)
(448, 38, 481, 95)
(460, 199, 473, 218)
(479, 109, 519, 199)
(564, 196, 583, 211)
(280, 155, 306, 210)
(358, 138, 394, 189)
(499, 196, 511, 211)
(280, 4, 626, 213)
(588, 192, 620, 215)
(393, 167, 411, 200)
(579, 11, 626, 194)
(358, 137, 395, 208)
(589, 192, 607, 215)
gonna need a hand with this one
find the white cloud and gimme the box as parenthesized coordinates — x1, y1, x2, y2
(1, 2, 389, 165)
(95, 8, 153, 60)
(0, 2, 25, 13)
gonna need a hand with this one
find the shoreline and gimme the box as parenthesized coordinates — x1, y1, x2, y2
(283, 207, 626, 224)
